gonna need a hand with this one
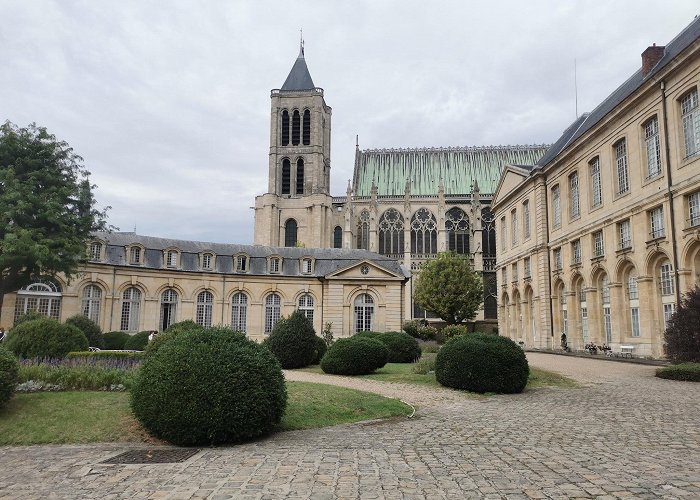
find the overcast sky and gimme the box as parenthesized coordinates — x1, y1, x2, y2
(2, 1, 698, 244)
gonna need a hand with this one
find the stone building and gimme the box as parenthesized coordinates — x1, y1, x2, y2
(492, 16, 700, 357)
(254, 44, 549, 325)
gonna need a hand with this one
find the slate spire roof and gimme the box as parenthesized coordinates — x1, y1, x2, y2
(281, 41, 315, 91)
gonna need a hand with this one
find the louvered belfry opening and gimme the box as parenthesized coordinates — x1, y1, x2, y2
(281, 159, 291, 194)
(284, 219, 298, 247)
(292, 110, 300, 145)
(281, 110, 289, 146)
(302, 109, 311, 145)
(296, 158, 305, 195)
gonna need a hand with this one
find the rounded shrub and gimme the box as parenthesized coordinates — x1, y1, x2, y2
(266, 311, 317, 368)
(5, 318, 88, 359)
(312, 336, 327, 365)
(320, 336, 388, 375)
(130, 326, 287, 446)
(123, 331, 151, 351)
(65, 315, 104, 349)
(146, 321, 205, 356)
(0, 346, 19, 408)
(12, 310, 47, 327)
(435, 333, 529, 394)
(103, 331, 130, 350)
(376, 331, 421, 363)
(441, 324, 469, 339)
(655, 363, 700, 382)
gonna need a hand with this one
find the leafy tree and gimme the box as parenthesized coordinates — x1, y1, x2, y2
(413, 252, 483, 325)
(0, 121, 108, 311)
(664, 285, 700, 363)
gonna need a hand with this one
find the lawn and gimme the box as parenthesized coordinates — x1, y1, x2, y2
(0, 381, 411, 445)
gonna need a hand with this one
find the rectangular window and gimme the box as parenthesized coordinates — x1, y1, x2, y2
(512, 262, 518, 282)
(618, 219, 632, 250)
(581, 307, 589, 344)
(236, 255, 248, 272)
(664, 303, 676, 329)
(644, 117, 661, 178)
(650, 206, 665, 239)
(615, 139, 629, 194)
(129, 247, 141, 265)
(523, 200, 531, 239)
(511, 209, 518, 246)
(166, 251, 177, 267)
(500, 216, 506, 250)
(590, 157, 602, 207)
(569, 172, 580, 218)
(660, 263, 674, 296)
(90, 243, 102, 260)
(302, 258, 312, 274)
(269, 257, 280, 274)
(524, 256, 531, 278)
(631, 307, 641, 337)
(593, 230, 604, 257)
(628, 276, 639, 300)
(572, 239, 581, 264)
(553, 248, 562, 271)
(552, 185, 561, 228)
(681, 89, 700, 158)
(604, 307, 612, 343)
(501, 267, 507, 286)
(689, 192, 700, 227)
(202, 254, 212, 270)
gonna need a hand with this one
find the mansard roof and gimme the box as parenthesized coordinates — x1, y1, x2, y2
(539, 15, 700, 167)
(91, 232, 409, 278)
(353, 145, 549, 197)
(280, 47, 316, 91)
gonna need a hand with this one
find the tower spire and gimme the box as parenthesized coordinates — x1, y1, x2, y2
(299, 29, 304, 57)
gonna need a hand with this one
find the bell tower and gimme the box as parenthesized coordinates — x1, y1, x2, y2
(254, 41, 333, 248)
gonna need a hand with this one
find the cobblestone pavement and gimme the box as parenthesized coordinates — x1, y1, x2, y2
(1, 354, 699, 499)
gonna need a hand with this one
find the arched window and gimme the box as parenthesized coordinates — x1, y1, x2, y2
(281, 110, 289, 146)
(354, 293, 374, 332)
(81, 285, 102, 324)
(13, 279, 63, 325)
(285, 219, 298, 247)
(281, 158, 291, 195)
(231, 292, 247, 333)
(600, 274, 611, 343)
(196, 290, 214, 328)
(296, 158, 304, 195)
(298, 294, 314, 322)
(445, 207, 469, 254)
(160, 289, 178, 331)
(411, 208, 437, 256)
(357, 210, 370, 250)
(265, 293, 281, 334)
(302, 109, 311, 145)
(292, 110, 300, 145)
(333, 226, 343, 248)
(120, 287, 141, 332)
(378, 208, 404, 255)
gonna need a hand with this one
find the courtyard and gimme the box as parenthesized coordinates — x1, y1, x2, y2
(0, 353, 698, 499)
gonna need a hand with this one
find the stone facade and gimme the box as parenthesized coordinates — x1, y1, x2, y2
(492, 17, 700, 357)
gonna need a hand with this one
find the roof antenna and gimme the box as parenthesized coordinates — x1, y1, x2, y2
(574, 58, 578, 119)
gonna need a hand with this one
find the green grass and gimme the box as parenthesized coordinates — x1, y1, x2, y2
(0, 382, 411, 445)
(526, 368, 580, 389)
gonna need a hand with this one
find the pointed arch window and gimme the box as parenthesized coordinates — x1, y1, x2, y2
(333, 226, 343, 248)
(292, 110, 300, 145)
(160, 289, 178, 331)
(196, 290, 214, 328)
(411, 208, 437, 255)
(265, 293, 281, 334)
(281, 159, 291, 195)
(298, 294, 314, 322)
(231, 292, 248, 333)
(296, 158, 304, 195)
(378, 208, 404, 256)
(357, 210, 370, 250)
(120, 287, 141, 332)
(281, 110, 290, 146)
(302, 109, 311, 145)
(81, 285, 102, 325)
(285, 219, 298, 247)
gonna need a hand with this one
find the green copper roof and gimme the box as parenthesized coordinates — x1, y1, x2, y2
(353, 145, 549, 196)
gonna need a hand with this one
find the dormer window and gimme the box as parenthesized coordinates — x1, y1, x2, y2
(128, 246, 143, 265)
(89, 242, 102, 260)
(165, 250, 178, 268)
(235, 254, 249, 273)
(202, 253, 214, 270)
(301, 257, 313, 274)
(269, 256, 281, 274)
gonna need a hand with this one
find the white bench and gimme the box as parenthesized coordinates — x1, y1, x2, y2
(618, 345, 635, 358)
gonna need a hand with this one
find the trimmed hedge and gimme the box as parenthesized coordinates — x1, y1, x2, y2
(103, 331, 130, 350)
(656, 363, 700, 382)
(130, 326, 287, 446)
(12, 310, 46, 327)
(435, 334, 529, 394)
(123, 331, 151, 351)
(66, 350, 144, 361)
(312, 336, 327, 365)
(320, 336, 388, 375)
(355, 331, 420, 363)
(441, 324, 469, 339)
(0, 346, 19, 408)
(266, 311, 317, 369)
(5, 318, 88, 359)
(65, 315, 104, 349)
(402, 320, 437, 341)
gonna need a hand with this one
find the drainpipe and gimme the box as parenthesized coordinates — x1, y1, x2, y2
(542, 173, 555, 347)
(660, 80, 682, 305)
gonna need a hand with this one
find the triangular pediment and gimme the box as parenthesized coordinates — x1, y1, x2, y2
(493, 165, 532, 207)
(325, 259, 405, 280)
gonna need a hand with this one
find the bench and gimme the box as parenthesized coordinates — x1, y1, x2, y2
(618, 345, 635, 358)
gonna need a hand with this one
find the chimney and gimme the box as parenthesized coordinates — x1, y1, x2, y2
(642, 43, 665, 76)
